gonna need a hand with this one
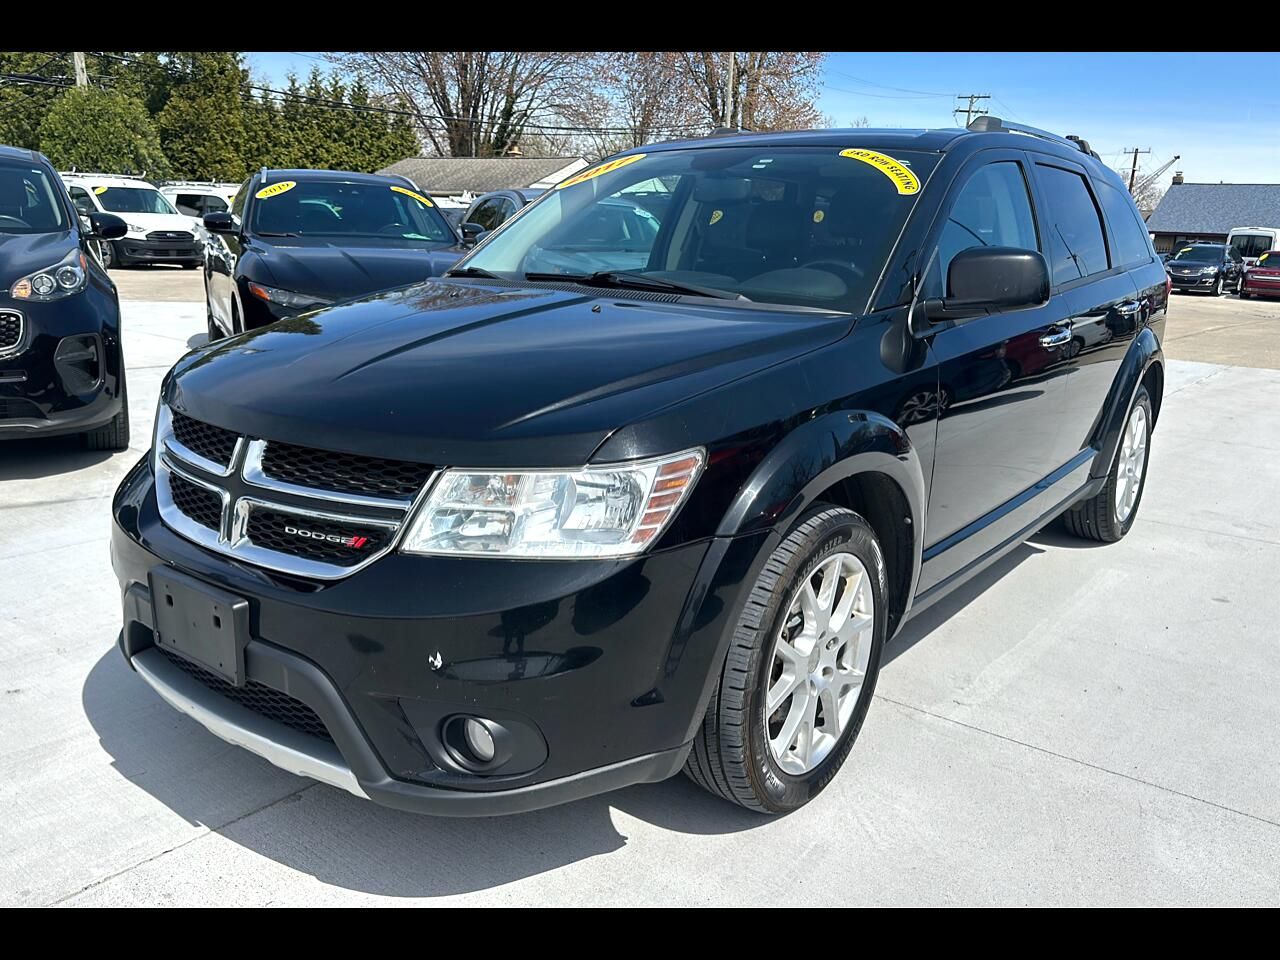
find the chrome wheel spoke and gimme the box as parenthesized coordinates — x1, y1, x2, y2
(1114, 405, 1148, 523)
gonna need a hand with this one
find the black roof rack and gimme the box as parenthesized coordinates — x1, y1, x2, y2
(709, 126, 749, 137)
(967, 116, 1100, 160)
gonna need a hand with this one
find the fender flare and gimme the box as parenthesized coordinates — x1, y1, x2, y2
(1091, 327, 1164, 480)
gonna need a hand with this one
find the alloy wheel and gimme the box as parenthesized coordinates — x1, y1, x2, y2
(764, 551, 874, 775)
(1114, 404, 1148, 524)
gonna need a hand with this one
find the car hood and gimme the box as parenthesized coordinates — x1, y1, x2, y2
(0, 231, 78, 285)
(1168, 260, 1217, 270)
(252, 237, 466, 302)
(167, 279, 851, 467)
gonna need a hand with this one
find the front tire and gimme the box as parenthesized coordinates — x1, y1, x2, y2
(685, 504, 888, 814)
(82, 373, 130, 451)
(1210, 276, 1223, 296)
(1061, 386, 1152, 542)
(99, 241, 116, 270)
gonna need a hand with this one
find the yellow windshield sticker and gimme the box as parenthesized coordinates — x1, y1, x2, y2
(838, 148, 919, 195)
(255, 180, 297, 200)
(1180, 247, 1193, 254)
(813, 209, 825, 223)
(709, 209, 723, 225)
(390, 185, 433, 207)
(1261, 252, 1271, 263)
(556, 154, 646, 189)
(93, 186, 108, 195)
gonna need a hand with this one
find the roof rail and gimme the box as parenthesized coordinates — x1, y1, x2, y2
(967, 116, 1100, 160)
(709, 126, 749, 137)
(58, 170, 151, 180)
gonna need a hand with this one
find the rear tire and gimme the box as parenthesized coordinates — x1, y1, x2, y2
(83, 373, 130, 452)
(684, 504, 888, 814)
(1061, 386, 1152, 543)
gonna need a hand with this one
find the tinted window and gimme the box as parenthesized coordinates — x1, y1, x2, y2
(250, 179, 454, 243)
(204, 194, 228, 213)
(0, 159, 67, 234)
(174, 193, 203, 216)
(469, 199, 505, 231)
(1231, 233, 1273, 259)
(95, 186, 178, 215)
(1096, 179, 1153, 268)
(464, 146, 942, 312)
(231, 182, 247, 220)
(68, 185, 96, 215)
(1170, 243, 1224, 263)
(1036, 164, 1109, 284)
(933, 161, 1039, 294)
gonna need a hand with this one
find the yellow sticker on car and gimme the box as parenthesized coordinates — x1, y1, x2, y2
(709, 209, 723, 225)
(838, 149, 919, 195)
(1261, 252, 1272, 263)
(556, 154, 646, 189)
(1180, 247, 1193, 254)
(391, 185, 433, 207)
(255, 180, 297, 200)
(93, 186, 108, 195)
(813, 210, 825, 223)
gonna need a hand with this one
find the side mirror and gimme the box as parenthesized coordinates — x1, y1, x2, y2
(87, 212, 127, 241)
(917, 247, 1050, 330)
(460, 222, 487, 245)
(203, 212, 237, 235)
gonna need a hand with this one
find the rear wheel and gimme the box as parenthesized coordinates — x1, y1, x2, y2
(685, 504, 888, 814)
(1061, 386, 1152, 543)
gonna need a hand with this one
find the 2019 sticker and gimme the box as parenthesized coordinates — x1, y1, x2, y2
(709, 209, 723, 225)
(255, 181, 297, 200)
(556, 154, 646, 189)
(813, 210, 825, 223)
(838, 149, 919, 195)
(93, 186, 108, 195)
(390, 185, 434, 207)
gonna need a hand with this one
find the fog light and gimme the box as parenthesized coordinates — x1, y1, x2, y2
(463, 718, 496, 764)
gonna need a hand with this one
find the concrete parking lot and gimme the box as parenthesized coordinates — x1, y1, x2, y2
(2, 272, 1279, 906)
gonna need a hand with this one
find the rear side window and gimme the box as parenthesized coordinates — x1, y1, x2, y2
(1095, 180, 1153, 268)
(933, 161, 1039, 294)
(1036, 164, 1109, 284)
(174, 193, 203, 216)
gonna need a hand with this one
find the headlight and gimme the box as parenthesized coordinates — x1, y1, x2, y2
(127, 222, 147, 234)
(1200, 266, 1218, 275)
(400, 449, 705, 559)
(247, 282, 333, 310)
(10, 249, 88, 301)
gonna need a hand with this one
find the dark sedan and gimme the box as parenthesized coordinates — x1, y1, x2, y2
(202, 169, 467, 340)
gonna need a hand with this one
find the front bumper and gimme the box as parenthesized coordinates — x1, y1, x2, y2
(116, 237, 203, 265)
(112, 458, 767, 815)
(1168, 272, 1218, 290)
(1242, 276, 1280, 298)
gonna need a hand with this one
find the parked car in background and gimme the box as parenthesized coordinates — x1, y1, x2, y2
(1227, 225, 1280, 266)
(160, 181, 239, 219)
(201, 168, 467, 341)
(1165, 242, 1243, 295)
(61, 173, 203, 270)
(0, 145, 131, 449)
(114, 119, 1167, 817)
(1239, 250, 1280, 300)
(458, 188, 546, 243)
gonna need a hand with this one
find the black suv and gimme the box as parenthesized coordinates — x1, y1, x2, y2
(0, 146, 130, 449)
(1165, 242, 1243, 295)
(112, 119, 1168, 816)
(201, 169, 466, 341)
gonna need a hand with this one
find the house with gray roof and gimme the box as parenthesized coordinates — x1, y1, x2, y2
(1145, 177, 1280, 253)
(375, 156, 589, 197)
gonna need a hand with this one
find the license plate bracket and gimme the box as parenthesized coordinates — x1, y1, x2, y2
(148, 567, 249, 686)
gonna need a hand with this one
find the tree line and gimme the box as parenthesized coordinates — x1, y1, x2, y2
(0, 51, 828, 181)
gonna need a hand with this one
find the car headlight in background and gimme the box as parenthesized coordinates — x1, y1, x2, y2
(1200, 266, 1218, 275)
(247, 282, 333, 311)
(126, 222, 147, 235)
(400, 449, 705, 559)
(9, 249, 88, 301)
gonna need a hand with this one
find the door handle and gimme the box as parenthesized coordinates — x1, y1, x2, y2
(1115, 300, 1142, 316)
(1039, 327, 1073, 348)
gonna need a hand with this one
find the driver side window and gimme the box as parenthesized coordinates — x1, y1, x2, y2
(927, 161, 1039, 297)
(69, 186, 96, 216)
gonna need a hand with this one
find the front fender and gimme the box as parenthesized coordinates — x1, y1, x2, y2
(715, 409, 928, 542)
(1091, 327, 1163, 481)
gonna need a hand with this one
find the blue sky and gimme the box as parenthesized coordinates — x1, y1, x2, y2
(244, 52, 1280, 186)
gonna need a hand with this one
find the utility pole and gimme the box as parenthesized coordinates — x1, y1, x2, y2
(725, 52, 735, 129)
(954, 93, 990, 127)
(72, 52, 88, 88)
(1123, 147, 1151, 192)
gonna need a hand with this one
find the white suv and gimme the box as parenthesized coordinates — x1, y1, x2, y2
(61, 173, 204, 269)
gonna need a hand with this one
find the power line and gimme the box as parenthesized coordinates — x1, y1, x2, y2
(827, 69, 952, 98)
(953, 93, 990, 127)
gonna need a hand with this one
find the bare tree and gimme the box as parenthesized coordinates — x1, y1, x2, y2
(329, 52, 603, 157)
(680, 52, 826, 131)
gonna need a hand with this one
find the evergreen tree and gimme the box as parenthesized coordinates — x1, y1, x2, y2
(157, 52, 248, 180)
(38, 86, 169, 176)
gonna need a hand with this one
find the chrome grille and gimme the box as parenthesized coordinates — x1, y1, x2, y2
(0, 310, 23, 357)
(153, 404, 433, 579)
(147, 230, 194, 242)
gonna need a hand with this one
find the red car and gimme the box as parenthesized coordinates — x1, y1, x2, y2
(1240, 250, 1280, 300)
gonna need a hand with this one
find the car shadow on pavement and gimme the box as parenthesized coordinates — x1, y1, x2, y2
(81, 649, 767, 898)
(0, 435, 113, 480)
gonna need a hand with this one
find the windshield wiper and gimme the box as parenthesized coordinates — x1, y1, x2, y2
(445, 266, 502, 279)
(256, 230, 299, 237)
(524, 270, 747, 301)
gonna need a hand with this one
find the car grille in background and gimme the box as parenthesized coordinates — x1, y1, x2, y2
(156, 644, 334, 743)
(245, 509, 390, 566)
(168, 473, 223, 531)
(0, 311, 22, 353)
(260, 441, 432, 500)
(172, 411, 238, 467)
(147, 230, 194, 242)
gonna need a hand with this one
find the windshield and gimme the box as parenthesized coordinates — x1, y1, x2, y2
(94, 185, 179, 215)
(250, 179, 455, 244)
(459, 145, 941, 312)
(1230, 233, 1275, 259)
(1170, 244, 1224, 262)
(0, 160, 67, 234)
